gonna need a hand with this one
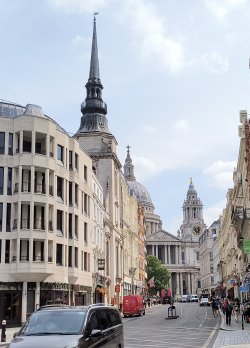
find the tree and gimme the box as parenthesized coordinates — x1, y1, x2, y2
(146, 256, 170, 295)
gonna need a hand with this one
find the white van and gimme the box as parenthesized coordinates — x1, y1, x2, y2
(190, 294, 198, 302)
(180, 295, 188, 302)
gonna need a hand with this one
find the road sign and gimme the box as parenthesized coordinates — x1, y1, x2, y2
(240, 285, 249, 292)
(243, 240, 250, 254)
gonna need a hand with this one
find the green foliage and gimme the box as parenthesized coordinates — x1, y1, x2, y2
(146, 256, 171, 295)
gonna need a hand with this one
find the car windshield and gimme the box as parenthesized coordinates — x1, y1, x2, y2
(20, 309, 86, 336)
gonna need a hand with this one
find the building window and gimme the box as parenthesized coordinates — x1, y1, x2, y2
(84, 222, 88, 245)
(196, 252, 199, 261)
(6, 203, 11, 232)
(69, 151, 73, 170)
(57, 145, 64, 163)
(84, 165, 87, 182)
(8, 133, 13, 155)
(5, 240, 10, 263)
(84, 193, 88, 215)
(75, 247, 78, 268)
(20, 240, 29, 261)
(56, 210, 63, 236)
(209, 252, 213, 261)
(0, 167, 4, 195)
(75, 184, 78, 207)
(75, 215, 78, 239)
(57, 176, 63, 202)
(7, 168, 12, 195)
(0, 132, 5, 154)
(0, 203, 2, 232)
(75, 153, 79, 171)
(69, 182, 73, 206)
(68, 246, 72, 267)
(33, 241, 44, 261)
(56, 244, 63, 265)
(84, 252, 87, 271)
(68, 213, 73, 239)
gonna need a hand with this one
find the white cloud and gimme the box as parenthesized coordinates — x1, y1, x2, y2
(72, 35, 89, 45)
(203, 160, 236, 189)
(133, 156, 158, 181)
(204, 198, 226, 227)
(143, 125, 158, 133)
(49, 0, 109, 14)
(203, 0, 246, 22)
(172, 119, 190, 133)
(118, 0, 185, 74)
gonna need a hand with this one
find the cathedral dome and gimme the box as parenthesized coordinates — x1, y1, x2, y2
(127, 180, 153, 206)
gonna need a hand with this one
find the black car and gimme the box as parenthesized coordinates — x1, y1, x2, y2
(7, 304, 124, 348)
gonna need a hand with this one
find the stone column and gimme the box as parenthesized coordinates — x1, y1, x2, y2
(168, 245, 171, 264)
(21, 281, 27, 324)
(176, 272, 180, 296)
(187, 273, 191, 294)
(35, 282, 40, 310)
(165, 246, 167, 264)
(191, 273, 195, 294)
(179, 273, 183, 295)
(156, 244, 158, 258)
(175, 245, 178, 264)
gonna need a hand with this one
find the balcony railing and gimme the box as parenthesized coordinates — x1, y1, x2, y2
(35, 184, 46, 194)
(35, 148, 46, 155)
(20, 255, 28, 261)
(22, 182, 31, 192)
(21, 219, 30, 229)
(34, 219, 45, 230)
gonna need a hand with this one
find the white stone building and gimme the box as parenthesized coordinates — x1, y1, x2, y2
(0, 101, 93, 325)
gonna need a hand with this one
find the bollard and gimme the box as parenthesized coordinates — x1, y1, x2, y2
(1, 320, 6, 342)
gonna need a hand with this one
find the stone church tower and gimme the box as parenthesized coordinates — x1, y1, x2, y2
(179, 178, 206, 242)
(75, 16, 123, 300)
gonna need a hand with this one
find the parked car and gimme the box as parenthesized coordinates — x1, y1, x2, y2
(199, 297, 210, 306)
(8, 304, 124, 348)
(180, 295, 188, 302)
(190, 295, 199, 302)
(123, 295, 145, 317)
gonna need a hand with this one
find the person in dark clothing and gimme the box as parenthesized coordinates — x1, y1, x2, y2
(224, 299, 233, 325)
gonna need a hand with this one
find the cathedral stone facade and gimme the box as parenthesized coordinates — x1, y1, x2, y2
(146, 179, 206, 297)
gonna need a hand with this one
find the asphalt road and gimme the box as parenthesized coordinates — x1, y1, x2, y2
(123, 302, 220, 348)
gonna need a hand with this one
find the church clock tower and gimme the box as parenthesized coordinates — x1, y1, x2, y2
(180, 178, 206, 241)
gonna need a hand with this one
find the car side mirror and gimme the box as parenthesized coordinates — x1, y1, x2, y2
(13, 332, 18, 338)
(91, 329, 102, 338)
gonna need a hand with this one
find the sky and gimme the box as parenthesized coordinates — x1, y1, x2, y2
(1, 0, 250, 234)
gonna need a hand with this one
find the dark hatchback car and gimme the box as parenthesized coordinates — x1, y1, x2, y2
(7, 304, 124, 348)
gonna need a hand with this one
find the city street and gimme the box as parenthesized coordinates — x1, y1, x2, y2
(123, 302, 220, 348)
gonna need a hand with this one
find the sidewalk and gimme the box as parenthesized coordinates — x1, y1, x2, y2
(212, 311, 250, 348)
(0, 326, 20, 346)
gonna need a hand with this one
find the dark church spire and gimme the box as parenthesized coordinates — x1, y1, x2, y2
(124, 145, 136, 181)
(77, 14, 110, 134)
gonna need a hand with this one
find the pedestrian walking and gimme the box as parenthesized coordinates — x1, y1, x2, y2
(211, 296, 219, 317)
(233, 299, 240, 323)
(224, 299, 233, 325)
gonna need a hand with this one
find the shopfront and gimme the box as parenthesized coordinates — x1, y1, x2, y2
(0, 282, 22, 327)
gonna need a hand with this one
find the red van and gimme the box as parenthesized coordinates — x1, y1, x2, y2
(123, 295, 146, 317)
